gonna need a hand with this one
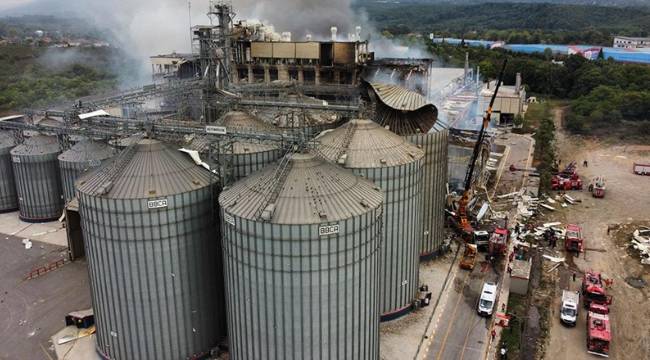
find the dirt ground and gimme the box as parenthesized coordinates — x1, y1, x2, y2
(542, 108, 650, 359)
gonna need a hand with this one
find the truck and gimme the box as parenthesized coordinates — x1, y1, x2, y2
(587, 303, 611, 357)
(565, 224, 584, 254)
(582, 270, 612, 309)
(560, 290, 580, 326)
(551, 173, 583, 191)
(460, 244, 478, 270)
(489, 227, 508, 257)
(477, 282, 498, 317)
(633, 163, 650, 176)
(588, 176, 606, 198)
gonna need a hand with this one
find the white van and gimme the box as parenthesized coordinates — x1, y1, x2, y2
(477, 282, 498, 317)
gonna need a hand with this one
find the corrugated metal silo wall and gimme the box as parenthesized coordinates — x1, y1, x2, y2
(225, 149, 283, 180)
(59, 160, 102, 203)
(0, 147, 18, 212)
(356, 160, 423, 317)
(79, 186, 226, 360)
(407, 130, 449, 258)
(220, 209, 383, 360)
(12, 152, 64, 221)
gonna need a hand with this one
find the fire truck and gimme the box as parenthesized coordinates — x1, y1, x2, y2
(565, 224, 585, 254)
(582, 270, 612, 309)
(588, 176, 606, 198)
(587, 303, 611, 357)
(551, 162, 583, 191)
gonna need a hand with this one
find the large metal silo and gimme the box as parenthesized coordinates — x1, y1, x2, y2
(58, 140, 115, 203)
(218, 111, 282, 180)
(0, 131, 18, 212)
(219, 153, 384, 360)
(406, 130, 449, 259)
(368, 82, 449, 259)
(10, 135, 64, 222)
(77, 139, 226, 360)
(316, 119, 425, 320)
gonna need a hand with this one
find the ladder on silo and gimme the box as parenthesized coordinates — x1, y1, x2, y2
(254, 153, 293, 221)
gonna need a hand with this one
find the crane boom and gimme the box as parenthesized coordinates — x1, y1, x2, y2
(456, 60, 508, 238)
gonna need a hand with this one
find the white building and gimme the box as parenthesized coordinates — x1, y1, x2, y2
(613, 36, 650, 49)
(480, 73, 527, 126)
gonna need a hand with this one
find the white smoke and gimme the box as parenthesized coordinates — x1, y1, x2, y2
(10, 0, 436, 85)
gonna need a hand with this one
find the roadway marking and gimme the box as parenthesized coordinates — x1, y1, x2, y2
(435, 270, 471, 360)
(459, 317, 483, 360)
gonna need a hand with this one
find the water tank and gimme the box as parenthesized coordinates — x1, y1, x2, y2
(219, 153, 384, 359)
(77, 139, 226, 360)
(316, 119, 425, 319)
(218, 111, 282, 180)
(10, 135, 64, 222)
(0, 131, 18, 212)
(58, 140, 115, 203)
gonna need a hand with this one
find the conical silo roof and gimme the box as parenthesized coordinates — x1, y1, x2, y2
(221, 111, 278, 132)
(316, 119, 424, 168)
(10, 135, 60, 156)
(77, 139, 212, 199)
(0, 131, 15, 152)
(219, 111, 280, 155)
(58, 140, 115, 163)
(219, 153, 383, 224)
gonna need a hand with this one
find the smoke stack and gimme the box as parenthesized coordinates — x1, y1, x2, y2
(331, 26, 338, 41)
(464, 52, 469, 85)
(476, 66, 481, 86)
(515, 73, 522, 94)
(356, 26, 362, 41)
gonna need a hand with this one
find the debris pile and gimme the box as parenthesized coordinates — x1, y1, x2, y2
(631, 227, 650, 265)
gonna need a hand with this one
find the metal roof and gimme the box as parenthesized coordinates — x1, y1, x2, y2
(220, 111, 279, 132)
(367, 83, 441, 135)
(219, 153, 383, 224)
(370, 83, 430, 111)
(77, 139, 213, 199)
(0, 131, 15, 150)
(10, 135, 60, 156)
(316, 119, 424, 168)
(58, 140, 115, 163)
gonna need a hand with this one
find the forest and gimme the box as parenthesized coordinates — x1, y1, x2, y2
(358, 2, 650, 46)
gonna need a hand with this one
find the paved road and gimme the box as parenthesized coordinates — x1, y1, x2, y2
(425, 262, 499, 360)
(420, 132, 533, 360)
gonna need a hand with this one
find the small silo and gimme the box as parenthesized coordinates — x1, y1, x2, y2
(10, 135, 64, 222)
(0, 131, 18, 212)
(219, 153, 384, 359)
(77, 139, 226, 360)
(316, 119, 425, 320)
(218, 111, 282, 180)
(58, 140, 115, 203)
(368, 82, 449, 259)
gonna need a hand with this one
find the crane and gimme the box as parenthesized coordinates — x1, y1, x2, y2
(456, 59, 508, 238)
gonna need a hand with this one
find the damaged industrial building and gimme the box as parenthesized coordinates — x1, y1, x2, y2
(0, 2, 497, 360)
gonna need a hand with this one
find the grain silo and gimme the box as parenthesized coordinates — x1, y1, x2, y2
(217, 111, 282, 181)
(368, 82, 449, 259)
(0, 131, 18, 212)
(10, 135, 64, 222)
(255, 107, 344, 139)
(58, 140, 115, 203)
(76, 139, 225, 360)
(219, 153, 384, 360)
(316, 119, 425, 320)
